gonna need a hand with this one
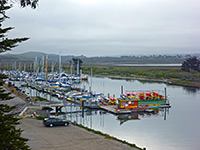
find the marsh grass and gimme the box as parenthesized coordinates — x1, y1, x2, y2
(82, 66, 200, 88)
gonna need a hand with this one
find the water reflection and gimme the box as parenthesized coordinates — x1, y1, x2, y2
(109, 76, 164, 84)
(116, 109, 166, 125)
(56, 104, 169, 130)
(137, 79, 164, 84)
(182, 87, 200, 94)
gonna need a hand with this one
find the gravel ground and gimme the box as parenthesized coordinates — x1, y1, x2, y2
(19, 118, 139, 150)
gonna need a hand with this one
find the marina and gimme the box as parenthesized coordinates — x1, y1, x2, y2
(2, 69, 171, 115)
(1, 1, 200, 149)
(1, 69, 200, 150)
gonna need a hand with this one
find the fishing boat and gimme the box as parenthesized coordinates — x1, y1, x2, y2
(117, 97, 149, 110)
(81, 75, 88, 80)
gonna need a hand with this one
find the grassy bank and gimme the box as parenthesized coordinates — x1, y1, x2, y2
(82, 65, 200, 88)
(76, 124, 144, 150)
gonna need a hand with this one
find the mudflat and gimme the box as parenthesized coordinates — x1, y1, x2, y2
(19, 118, 138, 150)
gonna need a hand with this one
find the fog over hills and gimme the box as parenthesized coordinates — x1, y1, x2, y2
(1, 51, 199, 65)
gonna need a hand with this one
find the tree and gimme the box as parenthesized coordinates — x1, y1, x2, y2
(72, 58, 83, 75)
(0, 74, 13, 100)
(0, 1, 36, 149)
(0, 74, 30, 150)
(19, 0, 39, 8)
(0, 1, 38, 52)
(0, 104, 30, 150)
(0, 2, 29, 53)
(1, 0, 38, 9)
(181, 56, 200, 72)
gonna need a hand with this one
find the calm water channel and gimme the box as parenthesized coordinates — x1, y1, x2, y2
(19, 76, 200, 150)
(76, 76, 200, 150)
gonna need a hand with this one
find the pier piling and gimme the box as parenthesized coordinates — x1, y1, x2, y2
(164, 87, 167, 102)
(121, 85, 123, 95)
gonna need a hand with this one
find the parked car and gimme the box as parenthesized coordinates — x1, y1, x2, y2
(43, 118, 69, 127)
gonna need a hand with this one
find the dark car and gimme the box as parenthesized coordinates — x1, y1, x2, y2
(43, 118, 69, 127)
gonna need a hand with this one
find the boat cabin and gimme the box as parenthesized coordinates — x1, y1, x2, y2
(117, 98, 139, 109)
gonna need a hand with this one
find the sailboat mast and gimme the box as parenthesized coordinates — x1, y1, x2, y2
(34, 56, 37, 73)
(77, 59, 80, 76)
(42, 56, 44, 73)
(19, 62, 21, 72)
(70, 61, 73, 76)
(59, 53, 62, 73)
(24, 63, 26, 72)
(15, 61, 16, 71)
(46, 55, 48, 84)
(51, 61, 54, 73)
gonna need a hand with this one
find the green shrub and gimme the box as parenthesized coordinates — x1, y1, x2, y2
(35, 96, 48, 102)
(36, 116, 45, 120)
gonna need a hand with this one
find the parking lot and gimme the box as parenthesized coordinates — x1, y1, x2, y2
(19, 118, 137, 150)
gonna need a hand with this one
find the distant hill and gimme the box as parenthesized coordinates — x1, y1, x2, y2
(0, 51, 199, 65)
(0, 52, 86, 63)
(16, 51, 47, 59)
(81, 55, 187, 65)
(0, 54, 32, 62)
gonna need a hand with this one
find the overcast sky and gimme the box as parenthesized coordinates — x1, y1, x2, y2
(3, 0, 200, 56)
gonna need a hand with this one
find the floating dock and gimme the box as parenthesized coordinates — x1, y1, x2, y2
(99, 105, 132, 114)
(99, 104, 171, 115)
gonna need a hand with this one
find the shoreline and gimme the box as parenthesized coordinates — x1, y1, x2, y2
(93, 74, 200, 88)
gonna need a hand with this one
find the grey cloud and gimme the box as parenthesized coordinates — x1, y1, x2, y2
(3, 0, 200, 56)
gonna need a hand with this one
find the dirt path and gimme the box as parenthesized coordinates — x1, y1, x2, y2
(19, 118, 139, 150)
